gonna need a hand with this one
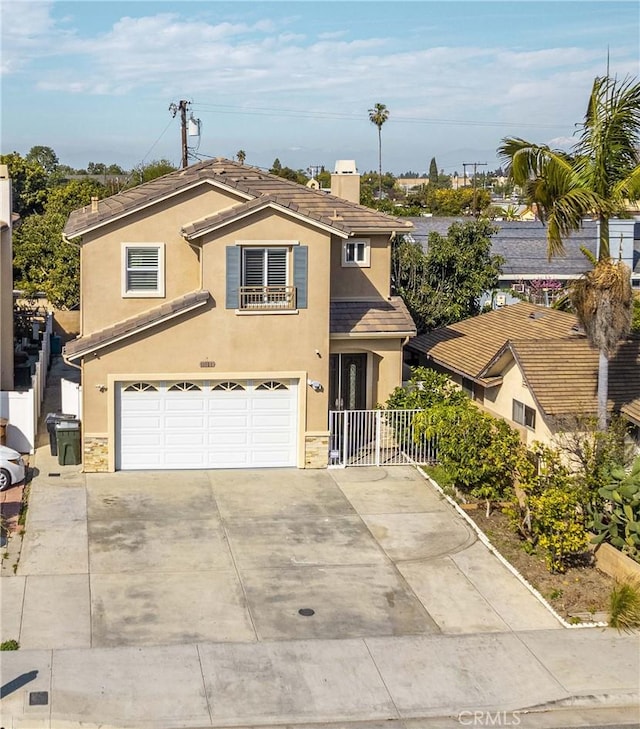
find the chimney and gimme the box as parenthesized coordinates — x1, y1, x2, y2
(330, 160, 360, 204)
(91, 196, 99, 213)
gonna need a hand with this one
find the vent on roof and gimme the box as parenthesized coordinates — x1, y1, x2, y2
(529, 311, 546, 320)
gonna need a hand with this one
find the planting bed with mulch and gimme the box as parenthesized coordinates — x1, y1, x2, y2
(465, 506, 614, 622)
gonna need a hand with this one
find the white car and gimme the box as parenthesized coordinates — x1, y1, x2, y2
(0, 445, 26, 490)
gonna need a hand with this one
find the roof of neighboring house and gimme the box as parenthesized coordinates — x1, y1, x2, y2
(64, 290, 210, 360)
(508, 338, 640, 418)
(622, 398, 640, 426)
(330, 298, 416, 337)
(409, 217, 602, 278)
(408, 302, 579, 380)
(64, 158, 413, 239)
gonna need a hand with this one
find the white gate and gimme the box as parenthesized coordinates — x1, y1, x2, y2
(328, 409, 437, 467)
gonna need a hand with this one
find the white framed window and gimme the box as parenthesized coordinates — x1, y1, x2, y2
(512, 399, 536, 430)
(122, 243, 165, 297)
(342, 238, 370, 267)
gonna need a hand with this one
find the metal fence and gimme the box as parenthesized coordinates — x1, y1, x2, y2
(328, 408, 437, 467)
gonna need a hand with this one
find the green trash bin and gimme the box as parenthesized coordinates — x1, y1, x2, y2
(55, 420, 82, 466)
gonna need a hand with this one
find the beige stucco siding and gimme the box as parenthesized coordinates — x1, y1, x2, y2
(79, 186, 246, 334)
(482, 358, 553, 446)
(329, 234, 391, 299)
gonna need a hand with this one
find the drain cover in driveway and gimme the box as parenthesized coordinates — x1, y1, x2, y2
(298, 608, 315, 616)
(29, 691, 48, 706)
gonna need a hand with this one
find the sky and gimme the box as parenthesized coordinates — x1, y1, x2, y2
(1, 0, 639, 176)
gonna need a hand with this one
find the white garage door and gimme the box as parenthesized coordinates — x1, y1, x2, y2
(117, 379, 298, 470)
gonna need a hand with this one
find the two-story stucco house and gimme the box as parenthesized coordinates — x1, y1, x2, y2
(62, 158, 415, 472)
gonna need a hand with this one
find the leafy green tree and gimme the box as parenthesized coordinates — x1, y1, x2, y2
(499, 75, 640, 428)
(428, 157, 438, 187)
(368, 102, 389, 200)
(12, 178, 106, 308)
(25, 145, 59, 174)
(131, 159, 177, 186)
(392, 220, 503, 333)
(0, 151, 49, 217)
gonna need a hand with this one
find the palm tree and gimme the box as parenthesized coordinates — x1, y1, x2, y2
(236, 150, 246, 165)
(368, 103, 389, 200)
(499, 75, 640, 429)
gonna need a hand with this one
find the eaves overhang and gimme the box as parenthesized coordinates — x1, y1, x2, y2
(64, 291, 210, 362)
(64, 178, 254, 240)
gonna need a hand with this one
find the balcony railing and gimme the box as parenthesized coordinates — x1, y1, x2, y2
(238, 286, 296, 310)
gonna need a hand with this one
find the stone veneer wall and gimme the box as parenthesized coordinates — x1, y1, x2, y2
(83, 435, 109, 472)
(305, 434, 329, 468)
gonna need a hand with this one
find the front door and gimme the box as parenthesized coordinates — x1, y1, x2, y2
(329, 353, 367, 411)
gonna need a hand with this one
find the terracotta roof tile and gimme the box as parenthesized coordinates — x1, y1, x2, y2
(65, 158, 413, 239)
(510, 338, 640, 418)
(408, 302, 579, 378)
(64, 290, 210, 359)
(330, 298, 416, 335)
(622, 397, 640, 426)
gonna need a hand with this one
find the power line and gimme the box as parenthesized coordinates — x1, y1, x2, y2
(190, 101, 567, 131)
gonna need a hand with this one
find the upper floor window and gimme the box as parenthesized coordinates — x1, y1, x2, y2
(122, 243, 165, 297)
(512, 399, 536, 430)
(342, 238, 370, 268)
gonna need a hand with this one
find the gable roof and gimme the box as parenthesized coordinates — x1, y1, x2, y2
(64, 290, 210, 361)
(408, 302, 579, 381)
(330, 298, 416, 337)
(64, 158, 413, 240)
(508, 338, 640, 419)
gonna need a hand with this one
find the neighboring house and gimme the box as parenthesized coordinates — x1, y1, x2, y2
(408, 216, 640, 306)
(63, 158, 415, 472)
(0, 165, 52, 452)
(0, 165, 14, 391)
(622, 398, 640, 453)
(406, 302, 640, 448)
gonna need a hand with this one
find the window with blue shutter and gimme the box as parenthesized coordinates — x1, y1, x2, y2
(226, 246, 241, 308)
(294, 245, 308, 308)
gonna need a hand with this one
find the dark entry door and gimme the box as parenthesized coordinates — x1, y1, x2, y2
(329, 353, 367, 410)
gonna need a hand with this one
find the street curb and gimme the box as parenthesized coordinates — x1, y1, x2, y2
(413, 464, 608, 630)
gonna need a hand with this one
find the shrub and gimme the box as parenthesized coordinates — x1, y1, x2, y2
(529, 487, 587, 573)
(0, 639, 19, 650)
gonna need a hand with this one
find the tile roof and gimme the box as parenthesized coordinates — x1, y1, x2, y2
(510, 338, 640, 418)
(622, 398, 640, 426)
(64, 158, 413, 239)
(408, 302, 579, 378)
(330, 298, 416, 336)
(64, 290, 210, 360)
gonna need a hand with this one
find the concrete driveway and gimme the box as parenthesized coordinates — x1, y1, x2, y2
(4, 463, 560, 651)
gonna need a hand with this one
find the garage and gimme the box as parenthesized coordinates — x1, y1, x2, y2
(116, 379, 298, 470)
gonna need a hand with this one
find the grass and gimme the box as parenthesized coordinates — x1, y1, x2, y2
(609, 578, 640, 631)
(0, 639, 19, 651)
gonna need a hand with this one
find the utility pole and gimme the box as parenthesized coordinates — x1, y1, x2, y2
(463, 161, 487, 214)
(169, 100, 191, 169)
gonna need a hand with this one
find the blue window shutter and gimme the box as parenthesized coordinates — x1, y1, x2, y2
(294, 245, 308, 309)
(226, 246, 240, 309)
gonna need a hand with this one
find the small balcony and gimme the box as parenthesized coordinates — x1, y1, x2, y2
(238, 286, 296, 311)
